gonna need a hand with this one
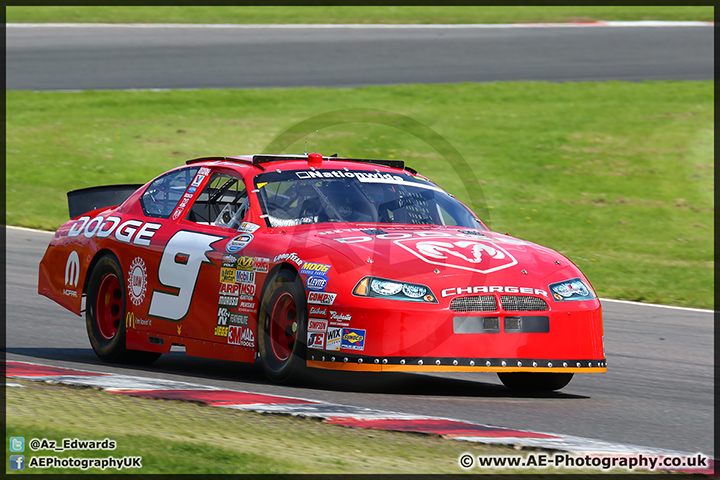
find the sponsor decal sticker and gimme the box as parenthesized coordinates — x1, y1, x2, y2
(273, 252, 303, 267)
(190, 174, 205, 188)
(198, 167, 211, 176)
(341, 328, 366, 351)
(300, 262, 332, 276)
(214, 325, 228, 337)
(236, 270, 255, 284)
(328, 310, 352, 327)
(127, 257, 148, 306)
(239, 301, 256, 309)
(221, 254, 238, 268)
(220, 267, 236, 284)
(219, 283, 240, 296)
(308, 318, 329, 332)
(238, 283, 256, 297)
(218, 295, 239, 307)
(308, 305, 328, 318)
(65, 251, 80, 288)
(253, 257, 269, 273)
(441, 285, 548, 298)
(228, 325, 255, 347)
(226, 234, 253, 254)
(217, 307, 230, 326)
(326, 327, 342, 351)
(307, 332, 325, 350)
(237, 256, 254, 271)
(229, 313, 249, 326)
(306, 275, 328, 292)
(307, 292, 337, 305)
(237, 221, 261, 233)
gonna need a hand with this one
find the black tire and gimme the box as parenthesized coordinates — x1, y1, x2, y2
(258, 268, 307, 383)
(498, 372, 573, 392)
(86, 254, 161, 364)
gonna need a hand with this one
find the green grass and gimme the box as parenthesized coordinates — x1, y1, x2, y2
(6, 82, 713, 308)
(5, 6, 713, 24)
(6, 379, 623, 474)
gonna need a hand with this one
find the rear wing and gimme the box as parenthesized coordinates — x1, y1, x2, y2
(67, 184, 143, 219)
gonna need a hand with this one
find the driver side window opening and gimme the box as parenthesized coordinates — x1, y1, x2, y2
(186, 172, 249, 229)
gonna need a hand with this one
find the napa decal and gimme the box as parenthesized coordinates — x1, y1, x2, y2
(226, 234, 253, 253)
(341, 328, 366, 351)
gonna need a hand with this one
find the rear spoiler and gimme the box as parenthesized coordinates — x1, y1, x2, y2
(67, 184, 144, 219)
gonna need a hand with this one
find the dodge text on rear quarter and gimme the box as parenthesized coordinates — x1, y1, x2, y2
(39, 153, 606, 391)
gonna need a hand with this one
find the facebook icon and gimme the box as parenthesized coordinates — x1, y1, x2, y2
(10, 455, 25, 470)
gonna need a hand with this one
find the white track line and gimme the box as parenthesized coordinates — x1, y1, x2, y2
(6, 21, 714, 29)
(7, 225, 712, 313)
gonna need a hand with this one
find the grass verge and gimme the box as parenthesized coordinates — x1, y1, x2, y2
(5, 6, 713, 24)
(5, 379, 634, 474)
(6, 82, 713, 308)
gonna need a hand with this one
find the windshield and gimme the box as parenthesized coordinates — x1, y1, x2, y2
(254, 168, 485, 229)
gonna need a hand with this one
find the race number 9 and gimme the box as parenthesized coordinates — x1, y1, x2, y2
(149, 231, 223, 321)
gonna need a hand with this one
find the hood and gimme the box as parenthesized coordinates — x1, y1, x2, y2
(282, 225, 579, 292)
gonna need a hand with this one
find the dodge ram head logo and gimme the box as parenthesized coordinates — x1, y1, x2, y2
(395, 238, 517, 274)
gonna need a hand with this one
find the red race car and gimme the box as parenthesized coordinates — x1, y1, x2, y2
(39, 153, 606, 391)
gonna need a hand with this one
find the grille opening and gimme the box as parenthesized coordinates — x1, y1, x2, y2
(453, 316, 500, 334)
(450, 295, 497, 312)
(504, 317, 522, 332)
(500, 295, 548, 311)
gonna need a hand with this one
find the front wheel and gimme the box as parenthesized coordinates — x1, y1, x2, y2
(497, 372, 573, 392)
(258, 269, 307, 383)
(86, 253, 161, 364)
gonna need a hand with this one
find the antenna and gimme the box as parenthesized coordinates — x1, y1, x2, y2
(304, 141, 308, 156)
(315, 129, 318, 153)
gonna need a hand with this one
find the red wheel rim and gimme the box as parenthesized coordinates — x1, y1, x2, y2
(96, 273, 122, 340)
(269, 292, 297, 361)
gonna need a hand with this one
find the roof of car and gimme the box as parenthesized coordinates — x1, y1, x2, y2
(185, 154, 418, 175)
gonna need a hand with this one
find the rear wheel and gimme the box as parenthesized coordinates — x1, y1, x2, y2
(498, 372, 573, 392)
(258, 269, 307, 383)
(86, 254, 161, 364)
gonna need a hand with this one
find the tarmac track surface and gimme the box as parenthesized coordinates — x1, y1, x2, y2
(6, 24, 714, 90)
(6, 227, 713, 456)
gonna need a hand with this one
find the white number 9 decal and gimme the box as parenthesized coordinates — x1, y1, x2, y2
(149, 231, 223, 321)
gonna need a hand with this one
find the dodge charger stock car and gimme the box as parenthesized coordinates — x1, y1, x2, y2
(39, 153, 606, 391)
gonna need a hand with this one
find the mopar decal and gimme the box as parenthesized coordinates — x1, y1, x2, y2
(64, 251, 80, 288)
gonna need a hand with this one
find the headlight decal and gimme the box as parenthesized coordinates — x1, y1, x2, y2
(549, 278, 596, 301)
(354, 276, 437, 303)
